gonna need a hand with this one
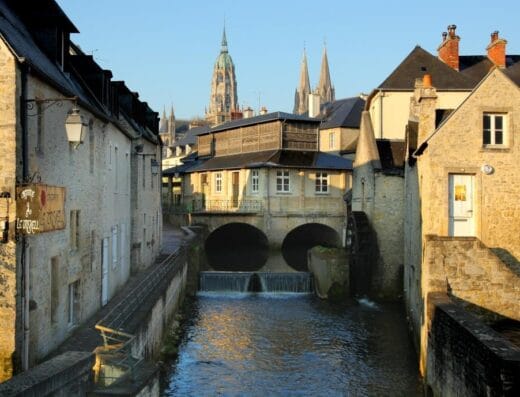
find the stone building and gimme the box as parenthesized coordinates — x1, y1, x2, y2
(0, 0, 161, 381)
(205, 27, 239, 126)
(166, 112, 352, 272)
(404, 69, 520, 386)
(349, 26, 520, 300)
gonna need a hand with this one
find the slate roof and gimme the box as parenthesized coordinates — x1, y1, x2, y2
(208, 112, 320, 134)
(378, 46, 476, 90)
(0, 2, 96, 109)
(379, 46, 520, 91)
(174, 125, 211, 146)
(505, 61, 520, 87)
(189, 150, 352, 172)
(320, 97, 365, 129)
(376, 140, 406, 171)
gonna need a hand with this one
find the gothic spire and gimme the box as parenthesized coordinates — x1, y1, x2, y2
(293, 49, 311, 114)
(317, 46, 335, 104)
(159, 106, 168, 133)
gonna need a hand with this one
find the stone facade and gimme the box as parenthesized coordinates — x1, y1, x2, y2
(404, 69, 520, 374)
(205, 28, 238, 126)
(0, 1, 161, 381)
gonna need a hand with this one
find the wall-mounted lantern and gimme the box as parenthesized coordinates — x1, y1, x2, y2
(26, 96, 87, 149)
(65, 106, 88, 148)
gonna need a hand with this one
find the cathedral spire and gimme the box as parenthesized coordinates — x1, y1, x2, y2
(221, 26, 228, 53)
(317, 45, 335, 104)
(293, 49, 311, 114)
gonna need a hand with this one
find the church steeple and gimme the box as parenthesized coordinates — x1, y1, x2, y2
(168, 106, 176, 144)
(221, 27, 228, 53)
(317, 46, 335, 104)
(293, 49, 311, 114)
(206, 25, 238, 126)
(159, 106, 169, 134)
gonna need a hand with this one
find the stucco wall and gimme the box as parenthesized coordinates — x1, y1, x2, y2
(369, 90, 469, 140)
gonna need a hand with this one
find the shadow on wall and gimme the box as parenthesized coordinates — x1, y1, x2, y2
(490, 248, 520, 276)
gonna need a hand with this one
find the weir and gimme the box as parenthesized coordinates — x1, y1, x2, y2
(199, 271, 313, 293)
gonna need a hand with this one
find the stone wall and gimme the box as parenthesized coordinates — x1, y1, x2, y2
(371, 173, 404, 299)
(308, 247, 349, 300)
(0, 35, 19, 382)
(423, 236, 520, 321)
(0, 351, 94, 397)
(426, 293, 520, 397)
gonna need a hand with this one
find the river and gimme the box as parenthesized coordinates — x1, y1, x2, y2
(162, 292, 423, 396)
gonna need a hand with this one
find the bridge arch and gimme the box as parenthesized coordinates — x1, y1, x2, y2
(205, 222, 269, 271)
(281, 223, 341, 271)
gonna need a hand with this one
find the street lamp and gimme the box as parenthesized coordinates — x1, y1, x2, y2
(65, 106, 88, 148)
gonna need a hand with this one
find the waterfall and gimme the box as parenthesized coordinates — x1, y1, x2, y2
(199, 271, 313, 293)
(258, 272, 313, 293)
(199, 272, 254, 292)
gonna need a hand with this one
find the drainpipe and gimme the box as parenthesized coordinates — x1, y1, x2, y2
(378, 91, 383, 139)
(20, 60, 30, 371)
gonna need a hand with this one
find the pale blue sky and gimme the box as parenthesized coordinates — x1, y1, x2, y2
(57, 0, 520, 120)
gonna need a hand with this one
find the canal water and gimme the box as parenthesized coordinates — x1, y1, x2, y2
(162, 292, 423, 396)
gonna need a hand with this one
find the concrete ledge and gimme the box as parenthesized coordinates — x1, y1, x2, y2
(0, 351, 94, 397)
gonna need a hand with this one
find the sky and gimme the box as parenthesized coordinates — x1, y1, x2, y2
(56, 0, 520, 120)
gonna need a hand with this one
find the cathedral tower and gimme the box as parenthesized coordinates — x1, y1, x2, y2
(206, 27, 238, 126)
(316, 46, 335, 104)
(293, 49, 311, 114)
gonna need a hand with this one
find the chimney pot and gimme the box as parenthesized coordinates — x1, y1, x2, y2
(423, 74, 432, 88)
(491, 30, 499, 42)
(442, 32, 447, 41)
(448, 24, 457, 37)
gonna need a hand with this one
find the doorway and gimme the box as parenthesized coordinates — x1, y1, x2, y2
(448, 174, 475, 236)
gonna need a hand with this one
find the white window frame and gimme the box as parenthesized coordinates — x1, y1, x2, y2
(315, 172, 329, 194)
(276, 170, 290, 193)
(483, 113, 506, 147)
(215, 172, 223, 193)
(251, 169, 259, 193)
(329, 132, 335, 150)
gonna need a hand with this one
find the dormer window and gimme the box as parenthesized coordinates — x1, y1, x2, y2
(483, 113, 506, 147)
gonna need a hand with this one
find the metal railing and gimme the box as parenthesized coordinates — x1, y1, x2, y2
(191, 199, 263, 213)
(93, 247, 186, 386)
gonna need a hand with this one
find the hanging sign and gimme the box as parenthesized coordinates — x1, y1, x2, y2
(16, 184, 66, 235)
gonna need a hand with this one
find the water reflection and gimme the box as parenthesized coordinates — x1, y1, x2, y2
(163, 295, 422, 396)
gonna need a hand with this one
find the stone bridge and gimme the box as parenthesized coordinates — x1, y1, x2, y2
(190, 201, 346, 272)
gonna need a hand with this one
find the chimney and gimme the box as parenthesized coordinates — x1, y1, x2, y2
(487, 31, 507, 68)
(259, 106, 268, 115)
(438, 24, 460, 70)
(308, 91, 321, 118)
(243, 107, 254, 118)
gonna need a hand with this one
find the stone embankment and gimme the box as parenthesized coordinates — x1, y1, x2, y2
(0, 224, 204, 396)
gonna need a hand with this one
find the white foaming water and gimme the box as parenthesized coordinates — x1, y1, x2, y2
(357, 297, 380, 310)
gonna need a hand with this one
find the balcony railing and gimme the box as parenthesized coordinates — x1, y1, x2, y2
(191, 199, 263, 214)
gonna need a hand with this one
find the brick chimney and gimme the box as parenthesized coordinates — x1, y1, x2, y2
(486, 31, 507, 68)
(438, 24, 460, 70)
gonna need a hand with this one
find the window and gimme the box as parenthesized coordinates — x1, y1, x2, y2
(70, 210, 80, 250)
(329, 132, 335, 150)
(251, 170, 259, 193)
(315, 172, 329, 194)
(215, 172, 223, 193)
(483, 113, 506, 146)
(68, 280, 80, 326)
(276, 170, 290, 193)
